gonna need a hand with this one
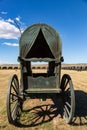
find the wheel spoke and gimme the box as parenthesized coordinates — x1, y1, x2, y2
(64, 79, 69, 90)
(65, 102, 71, 108)
(64, 105, 70, 117)
(10, 98, 18, 104)
(10, 93, 20, 99)
(11, 84, 18, 95)
(65, 86, 70, 92)
(64, 108, 68, 118)
(14, 78, 18, 90)
(10, 100, 18, 105)
(11, 102, 18, 118)
(10, 93, 18, 103)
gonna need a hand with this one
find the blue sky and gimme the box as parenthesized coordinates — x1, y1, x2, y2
(0, 0, 87, 64)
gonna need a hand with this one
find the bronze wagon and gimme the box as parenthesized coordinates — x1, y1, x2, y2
(6, 23, 75, 125)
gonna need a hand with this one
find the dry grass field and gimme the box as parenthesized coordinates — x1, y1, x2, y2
(0, 69, 87, 130)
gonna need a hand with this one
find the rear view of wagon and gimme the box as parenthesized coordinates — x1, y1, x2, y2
(6, 23, 75, 125)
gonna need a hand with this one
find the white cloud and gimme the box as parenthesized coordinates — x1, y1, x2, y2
(3, 42, 19, 47)
(0, 19, 20, 39)
(15, 16, 21, 21)
(0, 15, 26, 39)
(0, 11, 8, 14)
(6, 18, 14, 23)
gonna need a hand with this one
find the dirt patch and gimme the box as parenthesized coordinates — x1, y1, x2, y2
(0, 70, 87, 130)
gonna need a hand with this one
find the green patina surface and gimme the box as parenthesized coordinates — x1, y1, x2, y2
(19, 23, 62, 93)
(19, 23, 62, 61)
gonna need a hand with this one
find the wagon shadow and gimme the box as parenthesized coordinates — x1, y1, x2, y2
(15, 95, 63, 128)
(15, 90, 87, 127)
(72, 90, 87, 126)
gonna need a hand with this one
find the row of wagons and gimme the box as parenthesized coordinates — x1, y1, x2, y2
(0, 65, 87, 71)
(62, 66, 87, 71)
(0, 65, 47, 70)
(0, 66, 20, 70)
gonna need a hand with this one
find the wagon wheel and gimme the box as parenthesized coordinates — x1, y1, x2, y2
(60, 74, 75, 124)
(6, 74, 22, 124)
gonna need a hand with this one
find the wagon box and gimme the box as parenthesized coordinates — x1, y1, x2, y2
(6, 23, 75, 125)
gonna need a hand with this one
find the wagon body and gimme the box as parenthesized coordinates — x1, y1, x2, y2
(18, 23, 62, 94)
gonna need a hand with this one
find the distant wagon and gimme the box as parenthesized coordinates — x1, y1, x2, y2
(6, 23, 75, 125)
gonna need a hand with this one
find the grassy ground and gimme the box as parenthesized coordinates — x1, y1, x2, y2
(0, 69, 87, 130)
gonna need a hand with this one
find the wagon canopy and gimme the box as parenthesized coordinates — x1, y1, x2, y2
(19, 23, 62, 62)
